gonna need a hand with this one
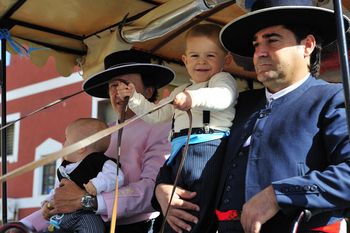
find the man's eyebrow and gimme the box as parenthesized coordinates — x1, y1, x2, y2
(252, 33, 283, 42)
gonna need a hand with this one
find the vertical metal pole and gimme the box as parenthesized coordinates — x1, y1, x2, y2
(1, 38, 8, 224)
(333, 0, 350, 136)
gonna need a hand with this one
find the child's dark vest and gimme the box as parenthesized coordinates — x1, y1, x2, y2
(57, 152, 115, 189)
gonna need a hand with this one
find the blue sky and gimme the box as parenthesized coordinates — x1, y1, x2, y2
(0, 41, 12, 66)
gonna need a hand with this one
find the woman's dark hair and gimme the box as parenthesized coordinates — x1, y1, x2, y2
(283, 24, 322, 77)
(105, 74, 159, 102)
(140, 73, 158, 103)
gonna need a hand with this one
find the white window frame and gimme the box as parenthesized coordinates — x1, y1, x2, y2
(32, 138, 62, 200)
(92, 97, 117, 123)
(0, 112, 20, 163)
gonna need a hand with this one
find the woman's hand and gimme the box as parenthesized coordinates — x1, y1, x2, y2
(41, 201, 53, 221)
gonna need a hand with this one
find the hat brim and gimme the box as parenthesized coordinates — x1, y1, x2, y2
(83, 63, 175, 98)
(220, 6, 350, 57)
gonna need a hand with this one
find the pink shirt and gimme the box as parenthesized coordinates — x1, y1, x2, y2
(100, 118, 171, 224)
(22, 118, 171, 231)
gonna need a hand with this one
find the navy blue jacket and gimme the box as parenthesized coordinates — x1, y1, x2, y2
(153, 76, 350, 232)
(216, 76, 350, 231)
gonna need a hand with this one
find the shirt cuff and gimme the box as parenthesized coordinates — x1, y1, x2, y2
(95, 193, 107, 215)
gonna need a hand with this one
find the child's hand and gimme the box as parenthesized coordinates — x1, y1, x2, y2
(116, 82, 135, 100)
(173, 92, 193, 111)
(84, 181, 97, 196)
(41, 201, 53, 221)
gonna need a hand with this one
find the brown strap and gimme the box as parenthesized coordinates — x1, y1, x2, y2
(110, 92, 129, 233)
(160, 109, 193, 233)
(0, 121, 128, 183)
(0, 78, 113, 132)
(0, 100, 174, 183)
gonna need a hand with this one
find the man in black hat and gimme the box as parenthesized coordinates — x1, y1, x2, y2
(9, 50, 174, 233)
(154, 0, 350, 232)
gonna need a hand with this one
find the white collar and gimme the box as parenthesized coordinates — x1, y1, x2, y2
(265, 74, 309, 107)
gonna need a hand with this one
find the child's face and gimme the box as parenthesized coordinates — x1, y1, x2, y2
(182, 36, 232, 83)
(62, 124, 80, 162)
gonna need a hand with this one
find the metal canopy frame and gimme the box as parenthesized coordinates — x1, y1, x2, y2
(0, 0, 156, 56)
(0, 0, 234, 56)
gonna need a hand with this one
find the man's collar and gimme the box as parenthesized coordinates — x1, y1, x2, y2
(265, 74, 310, 107)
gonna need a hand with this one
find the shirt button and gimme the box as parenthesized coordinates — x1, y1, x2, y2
(259, 113, 266, 118)
(226, 185, 232, 191)
(238, 152, 244, 157)
(228, 174, 234, 180)
(232, 163, 238, 168)
(223, 198, 230, 204)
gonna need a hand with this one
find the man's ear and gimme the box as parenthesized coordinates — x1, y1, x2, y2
(303, 34, 316, 58)
(145, 86, 155, 100)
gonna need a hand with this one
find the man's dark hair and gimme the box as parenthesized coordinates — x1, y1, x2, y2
(140, 73, 158, 103)
(283, 24, 322, 77)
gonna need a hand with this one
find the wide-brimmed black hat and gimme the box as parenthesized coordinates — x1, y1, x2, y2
(220, 0, 350, 57)
(83, 50, 175, 98)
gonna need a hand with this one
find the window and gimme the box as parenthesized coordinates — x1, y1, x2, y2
(0, 113, 20, 163)
(0, 123, 14, 156)
(6, 124, 14, 155)
(33, 138, 62, 198)
(41, 161, 56, 195)
(97, 100, 117, 123)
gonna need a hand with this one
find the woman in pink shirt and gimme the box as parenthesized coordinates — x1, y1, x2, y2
(11, 50, 174, 233)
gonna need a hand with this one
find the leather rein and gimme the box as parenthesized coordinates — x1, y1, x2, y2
(110, 79, 129, 233)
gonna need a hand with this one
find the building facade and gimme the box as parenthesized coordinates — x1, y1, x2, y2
(0, 54, 95, 222)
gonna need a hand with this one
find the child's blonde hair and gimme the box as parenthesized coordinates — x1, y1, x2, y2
(185, 24, 228, 54)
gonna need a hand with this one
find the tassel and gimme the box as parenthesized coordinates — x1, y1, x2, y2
(0, 29, 50, 59)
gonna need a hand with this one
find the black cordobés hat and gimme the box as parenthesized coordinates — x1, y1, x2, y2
(83, 50, 175, 98)
(220, 0, 350, 57)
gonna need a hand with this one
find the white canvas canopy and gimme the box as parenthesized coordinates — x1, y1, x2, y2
(1, 0, 350, 81)
(0, 0, 258, 83)
(1, 0, 349, 81)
